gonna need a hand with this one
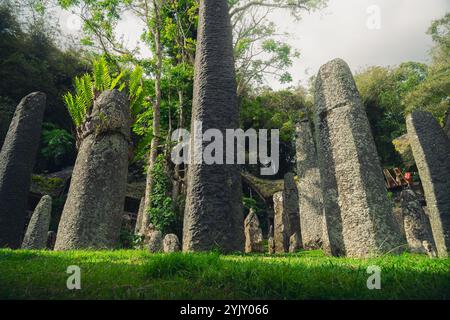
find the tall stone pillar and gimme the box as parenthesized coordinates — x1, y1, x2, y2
(314, 58, 405, 258)
(55, 90, 130, 250)
(182, 0, 244, 252)
(295, 120, 324, 249)
(0, 92, 46, 248)
(406, 111, 450, 257)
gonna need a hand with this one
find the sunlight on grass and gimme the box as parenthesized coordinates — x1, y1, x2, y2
(0, 249, 449, 300)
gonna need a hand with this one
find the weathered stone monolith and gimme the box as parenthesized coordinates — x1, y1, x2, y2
(244, 208, 264, 253)
(182, 0, 244, 252)
(400, 189, 436, 256)
(295, 120, 324, 249)
(134, 197, 145, 234)
(289, 232, 301, 253)
(0, 92, 46, 248)
(314, 58, 405, 258)
(163, 234, 181, 253)
(283, 173, 301, 243)
(148, 230, 163, 253)
(406, 111, 450, 258)
(21, 195, 52, 249)
(54, 90, 130, 250)
(268, 237, 275, 254)
(273, 191, 290, 253)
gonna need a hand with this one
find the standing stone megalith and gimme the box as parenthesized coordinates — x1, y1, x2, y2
(273, 191, 290, 253)
(182, 0, 244, 252)
(295, 120, 324, 249)
(314, 58, 405, 258)
(244, 208, 264, 253)
(0, 92, 46, 248)
(400, 189, 436, 256)
(54, 90, 130, 250)
(406, 111, 450, 257)
(21, 195, 52, 249)
(134, 197, 145, 234)
(283, 173, 301, 244)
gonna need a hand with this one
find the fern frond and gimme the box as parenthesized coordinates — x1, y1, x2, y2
(93, 56, 111, 91)
(110, 70, 125, 90)
(63, 92, 80, 127)
(129, 66, 143, 98)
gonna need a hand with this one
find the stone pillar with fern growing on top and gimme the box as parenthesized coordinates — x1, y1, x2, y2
(55, 58, 145, 250)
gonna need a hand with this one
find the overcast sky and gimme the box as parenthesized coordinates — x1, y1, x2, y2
(267, 0, 450, 88)
(60, 0, 449, 89)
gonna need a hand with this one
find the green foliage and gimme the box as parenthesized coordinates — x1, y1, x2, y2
(355, 13, 450, 167)
(0, 4, 88, 130)
(31, 175, 64, 195)
(240, 88, 310, 176)
(63, 56, 145, 128)
(148, 154, 177, 235)
(243, 196, 258, 212)
(355, 63, 428, 167)
(403, 14, 450, 123)
(0, 250, 449, 299)
(40, 123, 75, 166)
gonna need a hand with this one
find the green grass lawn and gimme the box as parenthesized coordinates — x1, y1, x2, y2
(0, 249, 449, 300)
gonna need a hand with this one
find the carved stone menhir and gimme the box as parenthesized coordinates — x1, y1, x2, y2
(21, 195, 52, 250)
(182, 0, 244, 253)
(55, 90, 131, 250)
(314, 58, 405, 258)
(406, 111, 450, 258)
(400, 189, 436, 257)
(244, 208, 264, 253)
(295, 120, 325, 250)
(0, 92, 46, 248)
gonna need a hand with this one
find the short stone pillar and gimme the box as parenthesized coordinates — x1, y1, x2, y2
(406, 111, 450, 257)
(0, 92, 46, 248)
(289, 233, 301, 253)
(283, 173, 301, 244)
(163, 234, 181, 253)
(21, 195, 52, 249)
(55, 90, 131, 250)
(244, 208, 264, 253)
(273, 191, 290, 253)
(148, 230, 163, 253)
(134, 197, 145, 235)
(314, 58, 405, 257)
(400, 189, 436, 256)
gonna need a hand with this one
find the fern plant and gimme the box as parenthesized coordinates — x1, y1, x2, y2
(63, 57, 146, 143)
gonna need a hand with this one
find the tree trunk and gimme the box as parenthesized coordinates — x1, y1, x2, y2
(182, 0, 244, 253)
(141, 0, 163, 234)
